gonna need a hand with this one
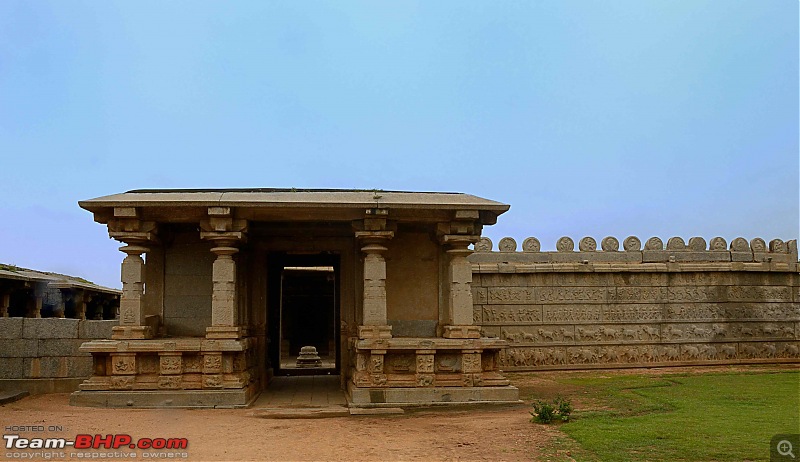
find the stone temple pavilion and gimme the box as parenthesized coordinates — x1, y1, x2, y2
(71, 189, 519, 408)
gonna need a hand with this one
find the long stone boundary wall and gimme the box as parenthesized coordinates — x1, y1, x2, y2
(469, 236, 799, 371)
(0, 318, 117, 393)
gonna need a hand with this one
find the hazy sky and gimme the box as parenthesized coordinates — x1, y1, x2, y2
(1, 1, 797, 289)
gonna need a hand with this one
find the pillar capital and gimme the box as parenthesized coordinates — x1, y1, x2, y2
(200, 207, 248, 244)
(107, 211, 159, 245)
(119, 244, 150, 256)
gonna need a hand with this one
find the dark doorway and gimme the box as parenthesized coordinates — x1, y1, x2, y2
(267, 253, 340, 376)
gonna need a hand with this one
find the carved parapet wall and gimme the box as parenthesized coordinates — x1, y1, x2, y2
(470, 236, 799, 371)
(347, 337, 519, 406)
(70, 337, 259, 407)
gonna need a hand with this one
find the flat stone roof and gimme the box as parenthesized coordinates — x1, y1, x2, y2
(0, 265, 121, 294)
(79, 188, 510, 214)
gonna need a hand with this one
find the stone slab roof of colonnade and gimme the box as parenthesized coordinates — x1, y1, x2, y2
(78, 188, 510, 225)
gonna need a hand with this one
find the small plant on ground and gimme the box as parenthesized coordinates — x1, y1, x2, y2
(530, 396, 572, 423)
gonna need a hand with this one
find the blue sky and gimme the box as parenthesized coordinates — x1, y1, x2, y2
(1, 1, 797, 289)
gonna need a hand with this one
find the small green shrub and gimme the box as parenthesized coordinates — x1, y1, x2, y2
(531, 396, 572, 424)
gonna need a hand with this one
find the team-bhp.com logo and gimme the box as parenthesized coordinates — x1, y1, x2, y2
(4, 434, 188, 450)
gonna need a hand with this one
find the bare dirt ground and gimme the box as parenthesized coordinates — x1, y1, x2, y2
(1, 394, 560, 462)
(2, 365, 792, 462)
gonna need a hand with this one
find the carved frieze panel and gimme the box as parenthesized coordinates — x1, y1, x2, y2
(138, 355, 159, 375)
(662, 303, 799, 322)
(661, 322, 796, 341)
(481, 305, 542, 325)
(158, 376, 181, 389)
(487, 287, 535, 304)
(727, 286, 792, 302)
(416, 354, 434, 374)
(602, 305, 662, 322)
(536, 287, 609, 304)
(111, 355, 136, 375)
(435, 353, 461, 373)
(203, 354, 223, 374)
(543, 305, 602, 323)
(160, 355, 182, 375)
(472, 287, 488, 304)
(386, 354, 415, 373)
(182, 355, 202, 373)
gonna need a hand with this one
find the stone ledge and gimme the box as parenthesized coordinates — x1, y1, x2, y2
(0, 378, 85, 394)
(70, 386, 258, 408)
(347, 383, 520, 407)
(353, 337, 508, 350)
(79, 337, 256, 353)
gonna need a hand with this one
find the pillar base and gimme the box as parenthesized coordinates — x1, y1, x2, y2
(358, 325, 393, 339)
(206, 326, 244, 339)
(111, 326, 154, 340)
(442, 325, 481, 339)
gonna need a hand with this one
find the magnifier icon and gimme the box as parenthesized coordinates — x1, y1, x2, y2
(778, 440, 796, 459)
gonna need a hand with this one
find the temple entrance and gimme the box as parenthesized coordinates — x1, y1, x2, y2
(267, 252, 340, 376)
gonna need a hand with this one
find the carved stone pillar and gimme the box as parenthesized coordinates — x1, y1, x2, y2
(112, 244, 153, 339)
(107, 207, 158, 338)
(1, 291, 10, 317)
(440, 228, 481, 339)
(355, 230, 394, 339)
(27, 283, 46, 318)
(200, 207, 247, 340)
(74, 290, 87, 320)
(206, 241, 241, 339)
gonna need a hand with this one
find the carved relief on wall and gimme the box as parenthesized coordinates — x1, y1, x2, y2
(435, 354, 460, 373)
(158, 376, 181, 389)
(386, 354, 414, 373)
(112, 355, 135, 375)
(416, 355, 434, 374)
(182, 355, 202, 373)
(482, 305, 542, 324)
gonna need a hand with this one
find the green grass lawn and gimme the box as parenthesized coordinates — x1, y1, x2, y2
(517, 367, 800, 461)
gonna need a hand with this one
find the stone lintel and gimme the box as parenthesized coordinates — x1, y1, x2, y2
(113, 207, 138, 218)
(207, 206, 231, 216)
(442, 325, 481, 339)
(355, 230, 395, 242)
(200, 231, 245, 244)
(454, 210, 480, 220)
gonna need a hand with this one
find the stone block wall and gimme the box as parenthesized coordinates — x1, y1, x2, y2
(0, 318, 117, 393)
(470, 236, 800, 371)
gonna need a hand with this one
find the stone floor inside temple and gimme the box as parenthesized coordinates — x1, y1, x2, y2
(249, 375, 350, 417)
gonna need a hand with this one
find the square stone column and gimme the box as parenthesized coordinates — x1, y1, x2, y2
(205, 243, 242, 339)
(112, 244, 154, 339)
(73, 290, 87, 320)
(440, 235, 481, 339)
(200, 207, 247, 340)
(26, 283, 46, 318)
(1, 291, 10, 317)
(355, 231, 394, 339)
